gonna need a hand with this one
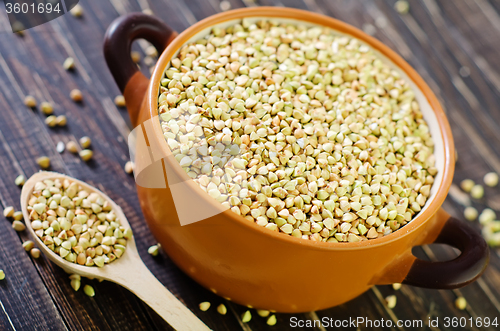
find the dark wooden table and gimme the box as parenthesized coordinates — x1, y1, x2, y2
(1, 0, 500, 330)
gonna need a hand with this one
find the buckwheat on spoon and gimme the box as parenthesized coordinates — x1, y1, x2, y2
(20, 171, 210, 331)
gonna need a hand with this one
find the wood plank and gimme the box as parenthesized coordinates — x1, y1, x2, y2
(0, 0, 499, 330)
(0, 4, 174, 331)
(0, 95, 68, 330)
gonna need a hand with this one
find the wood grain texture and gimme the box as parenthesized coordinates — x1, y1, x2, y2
(0, 0, 499, 330)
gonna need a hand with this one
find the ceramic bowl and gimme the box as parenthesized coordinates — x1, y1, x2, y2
(104, 7, 488, 312)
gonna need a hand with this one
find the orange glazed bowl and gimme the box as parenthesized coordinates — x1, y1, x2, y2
(104, 7, 489, 312)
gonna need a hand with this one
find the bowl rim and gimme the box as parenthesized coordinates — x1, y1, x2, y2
(146, 6, 455, 250)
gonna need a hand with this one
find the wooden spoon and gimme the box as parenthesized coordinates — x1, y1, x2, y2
(20, 171, 211, 331)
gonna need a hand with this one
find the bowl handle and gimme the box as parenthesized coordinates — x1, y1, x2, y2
(374, 208, 489, 288)
(103, 13, 177, 126)
(401, 210, 489, 289)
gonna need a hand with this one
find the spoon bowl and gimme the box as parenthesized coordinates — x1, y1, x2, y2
(21, 171, 210, 331)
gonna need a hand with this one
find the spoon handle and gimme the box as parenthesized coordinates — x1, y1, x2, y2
(119, 262, 211, 331)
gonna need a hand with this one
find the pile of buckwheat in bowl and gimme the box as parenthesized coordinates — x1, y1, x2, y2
(157, 19, 437, 242)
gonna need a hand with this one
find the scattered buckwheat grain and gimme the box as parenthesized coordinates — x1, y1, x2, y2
(30, 248, 41, 258)
(66, 141, 79, 154)
(79, 136, 91, 149)
(394, 0, 410, 14)
(63, 57, 75, 70)
(70, 89, 83, 102)
(79, 149, 93, 161)
(385, 295, 397, 308)
(471, 185, 484, 199)
(24, 95, 37, 108)
(220, 1, 231, 11)
(131, 51, 141, 63)
(392, 283, 402, 290)
(3, 206, 14, 218)
(217, 304, 227, 315)
(70, 4, 84, 17)
(125, 161, 134, 174)
(267, 315, 277, 326)
(464, 206, 478, 221)
(455, 297, 467, 310)
(36, 156, 50, 169)
(15, 175, 25, 186)
(199, 302, 211, 311)
(484, 172, 499, 187)
(460, 179, 474, 193)
(40, 102, 53, 115)
(114, 95, 126, 107)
